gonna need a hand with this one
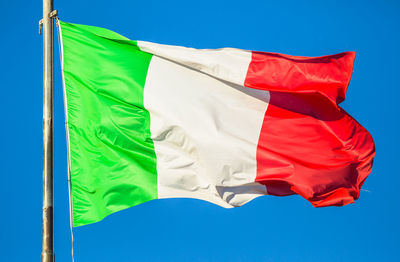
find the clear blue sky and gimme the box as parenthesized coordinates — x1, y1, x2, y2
(1, 0, 399, 261)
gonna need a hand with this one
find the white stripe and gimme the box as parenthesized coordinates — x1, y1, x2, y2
(137, 41, 251, 86)
(143, 48, 270, 207)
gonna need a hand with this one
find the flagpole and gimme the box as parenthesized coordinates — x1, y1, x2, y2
(41, 0, 57, 261)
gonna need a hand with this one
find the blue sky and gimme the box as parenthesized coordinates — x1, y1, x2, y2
(1, 0, 399, 261)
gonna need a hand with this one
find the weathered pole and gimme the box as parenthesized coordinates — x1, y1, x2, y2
(41, 0, 56, 261)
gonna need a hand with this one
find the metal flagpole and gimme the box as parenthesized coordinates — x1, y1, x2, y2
(40, 0, 57, 261)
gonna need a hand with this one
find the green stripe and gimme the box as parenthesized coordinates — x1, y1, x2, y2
(60, 21, 157, 227)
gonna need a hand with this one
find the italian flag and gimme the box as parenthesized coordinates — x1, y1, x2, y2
(59, 21, 375, 227)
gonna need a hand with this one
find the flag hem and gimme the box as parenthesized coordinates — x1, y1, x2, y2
(58, 20, 75, 229)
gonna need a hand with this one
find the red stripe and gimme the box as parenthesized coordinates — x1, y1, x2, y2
(245, 51, 375, 207)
